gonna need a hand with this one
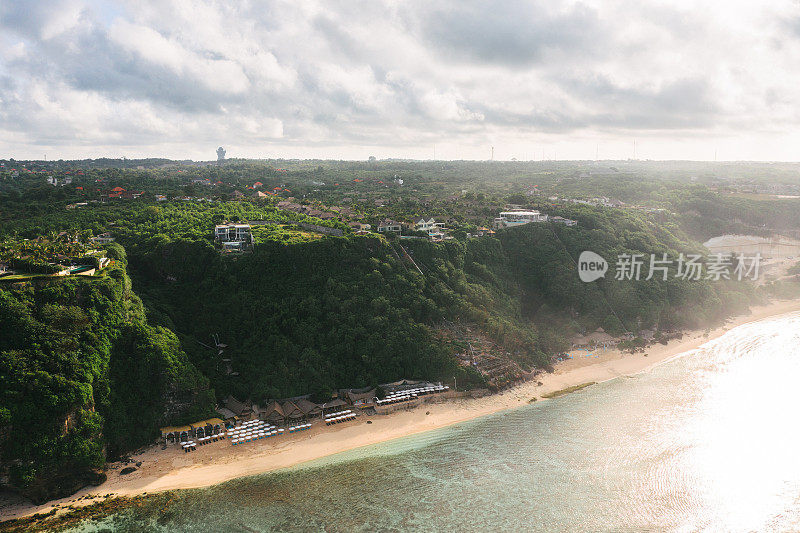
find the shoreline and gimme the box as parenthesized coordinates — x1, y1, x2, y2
(5, 297, 800, 522)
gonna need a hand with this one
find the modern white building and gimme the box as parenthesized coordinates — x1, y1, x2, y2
(411, 216, 448, 240)
(214, 223, 252, 245)
(412, 216, 438, 232)
(493, 210, 548, 229)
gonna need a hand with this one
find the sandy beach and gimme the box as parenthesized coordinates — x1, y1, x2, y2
(5, 297, 800, 522)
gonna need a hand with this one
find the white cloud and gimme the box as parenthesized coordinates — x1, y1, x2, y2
(2, 0, 800, 159)
(39, 0, 85, 40)
(108, 19, 250, 95)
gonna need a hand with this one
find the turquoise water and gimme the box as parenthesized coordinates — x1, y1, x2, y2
(71, 313, 800, 532)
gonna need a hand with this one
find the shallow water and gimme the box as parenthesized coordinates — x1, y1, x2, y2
(71, 313, 800, 532)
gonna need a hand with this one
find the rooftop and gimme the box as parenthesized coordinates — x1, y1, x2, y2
(215, 223, 251, 229)
(499, 210, 541, 216)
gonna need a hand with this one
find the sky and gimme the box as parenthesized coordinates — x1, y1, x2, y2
(2, 0, 800, 161)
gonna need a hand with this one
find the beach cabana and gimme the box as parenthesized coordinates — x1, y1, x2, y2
(260, 400, 286, 425)
(160, 424, 192, 444)
(282, 400, 305, 421)
(322, 398, 348, 414)
(191, 418, 224, 438)
(295, 398, 323, 418)
(224, 395, 255, 420)
(216, 407, 238, 426)
(345, 388, 376, 407)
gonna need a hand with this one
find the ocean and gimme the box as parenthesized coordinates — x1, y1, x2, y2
(69, 312, 800, 532)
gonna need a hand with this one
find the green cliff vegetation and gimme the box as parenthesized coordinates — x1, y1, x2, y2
(0, 159, 787, 506)
(128, 206, 755, 404)
(0, 251, 214, 504)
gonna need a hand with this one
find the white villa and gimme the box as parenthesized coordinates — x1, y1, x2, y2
(214, 223, 253, 251)
(493, 210, 549, 229)
(412, 217, 447, 240)
(412, 216, 439, 232)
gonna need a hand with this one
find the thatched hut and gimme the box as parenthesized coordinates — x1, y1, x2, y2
(281, 400, 305, 421)
(261, 400, 285, 424)
(295, 398, 322, 418)
(321, 398, 348, 414)
(224, 395, 254, 420)
(345, 388, 376, 407)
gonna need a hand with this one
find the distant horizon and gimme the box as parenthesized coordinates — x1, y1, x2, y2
(5, 155, 800, 165)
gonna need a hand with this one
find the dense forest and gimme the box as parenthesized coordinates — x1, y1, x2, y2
(2, 158, 798, 505)
(0, 248, 214, 503)
(129, 206, 756, 402)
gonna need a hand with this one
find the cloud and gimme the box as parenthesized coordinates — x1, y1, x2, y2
(108, 20, 251, 95)
(1, 0, 800, 160)
(409, 0, 604, 66)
